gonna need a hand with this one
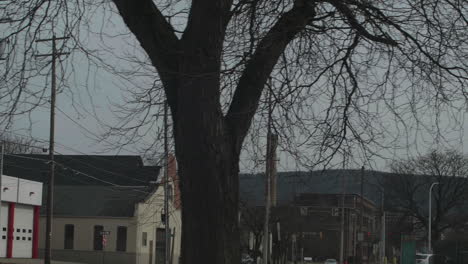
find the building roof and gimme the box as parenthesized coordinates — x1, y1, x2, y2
(41, 185, 152, 217)
(3, 154, 160, 218)
(3, 154, 160, 186)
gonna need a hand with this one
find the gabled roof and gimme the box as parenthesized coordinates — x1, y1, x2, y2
(3, 154, 160, 218)
(3, 154, 160, 186)
(41, 185, 151, 217)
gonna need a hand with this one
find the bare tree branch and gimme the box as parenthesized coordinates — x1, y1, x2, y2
(226, 0, 316, 151)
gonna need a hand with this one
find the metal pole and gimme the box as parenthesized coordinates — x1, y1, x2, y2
(382, 212, 385, 264)
(0, 143, 4, 232)
(353, 213, 357, 257)
(44, 35, 57, 264)
(301, 247, 304, 264)
(428, 182, 439, 253)
(340, 161, 347, 264)
(291, 235, 295, 264)
(360, 166, 364, 262)
(263, 86, 273, 264)
(380, 192, 385, 264)
(164, 101, 170, 264)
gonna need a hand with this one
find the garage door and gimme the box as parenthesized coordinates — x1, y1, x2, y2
(0, 203, 8, 258)
(12, 204, 33, 258)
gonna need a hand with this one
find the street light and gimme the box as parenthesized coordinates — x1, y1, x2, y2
(0, 39, 5, 58)
(428, 182, 439, 253)
(0, 38, 8, 60)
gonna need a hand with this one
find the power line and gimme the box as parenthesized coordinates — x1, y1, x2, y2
(55, 106, 145, 155)
(50, 152, 154, 185)
(0, 130, 163, 183)
(2, 153, 181, 229)
(3, 153, 166, 194)
(3, 151, 177, 187)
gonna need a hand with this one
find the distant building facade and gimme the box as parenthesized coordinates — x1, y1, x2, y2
(241, 193, 380, 263)
(290, 193, 379, 262)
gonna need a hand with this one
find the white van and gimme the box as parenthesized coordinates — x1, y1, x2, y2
(416, 253, 449, 264)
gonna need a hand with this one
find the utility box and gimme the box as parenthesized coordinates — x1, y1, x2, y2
(401, 235, 416, 264)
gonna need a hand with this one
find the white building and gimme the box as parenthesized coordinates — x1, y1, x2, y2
(0, 175, 43, 259)
(3, 154, 181, 264)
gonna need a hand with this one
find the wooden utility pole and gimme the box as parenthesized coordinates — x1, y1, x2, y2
(263, 82, 278, 264)
(263, 89, 272, 264)
(36, 35, 69, 264)
(163, 101, 170, 264)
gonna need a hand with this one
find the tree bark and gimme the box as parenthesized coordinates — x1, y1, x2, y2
(177, 147, 240, 264)
(174, 11, 241, 254)
(174, 75, 240, 264)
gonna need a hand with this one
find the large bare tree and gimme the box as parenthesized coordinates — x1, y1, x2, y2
(1, 0, 467, 263)
(384, 150, 468, 248)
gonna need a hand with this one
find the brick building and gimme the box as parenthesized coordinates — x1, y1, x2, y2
(241, 193, 379, 263)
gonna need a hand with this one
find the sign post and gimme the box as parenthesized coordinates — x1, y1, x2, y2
(100, 231, 110, 264)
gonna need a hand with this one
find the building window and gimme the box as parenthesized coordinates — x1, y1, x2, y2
(300, 207, 307, 216)
(168, 185, 173, 201)
(93, 225, 103, 251)
(142, 232, 148, 247)
(64, 224, 74, 249)
(116, 226, 127, 252)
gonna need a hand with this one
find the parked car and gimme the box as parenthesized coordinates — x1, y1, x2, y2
(304, 256, 313, 263)
(325, 259, 338, 264)
(416, 253, 432, 264)
(241, 253, 254, 264)
(416, 253, 450, 264)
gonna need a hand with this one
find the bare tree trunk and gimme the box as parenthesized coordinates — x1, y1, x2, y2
(174, 76, 240, 264)
(177, 154, 240, 264)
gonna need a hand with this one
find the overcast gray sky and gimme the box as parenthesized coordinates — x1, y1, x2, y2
(6, 2, 468, 173)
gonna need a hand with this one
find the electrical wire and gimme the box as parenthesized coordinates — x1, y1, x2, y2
(55, 106, 145, 155)
(2, 142, 181, 230)
(0, 130, 166, 184)
(0, 129, 166, 183)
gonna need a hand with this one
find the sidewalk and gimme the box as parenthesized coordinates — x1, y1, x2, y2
(0, 259, 84, 264)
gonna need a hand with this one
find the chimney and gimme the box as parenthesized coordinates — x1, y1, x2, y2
(268, 134, 278, 207)
(168, 154, 181, 209)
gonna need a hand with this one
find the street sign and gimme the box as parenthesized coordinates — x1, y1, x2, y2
(102, 235, 108, 247)
(101, 231, 110, 248)
(357, 232, 364, 242)
(300, 207, 307, 216)
(331, 207, 340, 216)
